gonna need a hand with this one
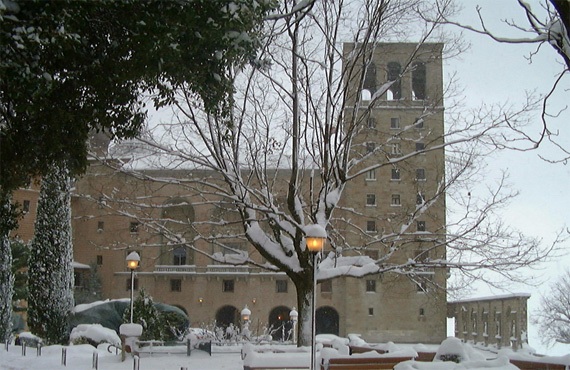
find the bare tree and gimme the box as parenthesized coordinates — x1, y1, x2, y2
(434, 0, 569, 161)
(87, 0, 560, 345)
(533, 269, 570, 345)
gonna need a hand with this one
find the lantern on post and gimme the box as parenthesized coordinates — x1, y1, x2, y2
(290, 307, 298, 344)
(304, 224, 326, 370)
(241, 305, 252, 339)
(126, 251, 140, 323)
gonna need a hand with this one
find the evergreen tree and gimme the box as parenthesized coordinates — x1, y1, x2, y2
(123, 289, 165, 341)
(0, 194, 18, 341)
(27, 163, 74, 345)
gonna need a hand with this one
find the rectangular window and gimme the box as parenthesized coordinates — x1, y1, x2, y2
(366, 142, 375, 154)
(368, 307, 374, 316)
(129, 222, 139, 234)
(391, 143, 401, 155)
(96, 255, 103, 265)
(415, 142, 425, 152)
(173, 247, 187, 265)
(412, 62, 427, 100)
(22, 200, 30, 213)
(223, 279, 235, 293)
(417, 221, 426, 232)
(366, 220, 377, 233)
(126, 278, 139, 291)
(170, 279, 182, 292)
(97, 221, 104, 232)
(416, 168, 426, 181)
(366, 194, 376, 206)
(276, 280, 288, 293)
(366, 169, 376, 181)
(391, 194, 401, 206)
(366, 279, 376, 292)
(390, 117, 400, 129)
(415, 118, 424, 129)
(320, 280, 332, 293)
(391, 168, 400, 181)
(416, 193, 424, 205)
(367, 117, 376, 129)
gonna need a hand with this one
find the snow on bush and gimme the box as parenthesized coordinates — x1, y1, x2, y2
(16, 332, 43, 347)
(70, 324, 120, 347)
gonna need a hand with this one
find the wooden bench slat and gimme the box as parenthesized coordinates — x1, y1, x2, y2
(329, 357, 413, 364)
(509, 360, 567, 370)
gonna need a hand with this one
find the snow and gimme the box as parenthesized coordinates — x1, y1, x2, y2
(70, 324, 120, 346)
(119, 323, 143, 337)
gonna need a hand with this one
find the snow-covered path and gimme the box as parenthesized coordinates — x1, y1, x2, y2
(0, 344, 244, 370)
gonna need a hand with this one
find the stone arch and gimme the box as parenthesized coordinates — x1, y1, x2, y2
(216, 305, 240, 329)
(268, 306, 293, 341)
(316, 306, 339, 335)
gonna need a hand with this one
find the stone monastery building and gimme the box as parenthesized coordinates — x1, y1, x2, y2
(11, 43, 529, 348)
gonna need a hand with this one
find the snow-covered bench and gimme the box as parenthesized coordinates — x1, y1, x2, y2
(508, 359, 566, 370)
(322, 356, 414, 370)
(135, 340, 212, 356)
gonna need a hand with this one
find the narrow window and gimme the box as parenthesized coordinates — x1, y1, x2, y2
(366, 279, 376, 292)
(366, 142, 375, 154)
(321, 280, 332, 293)
(129, 222, 139, 234)
(96, 255, 103, 265)
(366, 220, 377, 233)
(368, 308, 374, 316)
(391, 194, 401, 206)
(390, 117, 400, 129)
(415, 118, 424, 129)
(415, 142, 425, 152)
(391, 168, 400, 181)
(367, 117, 377, 129)
(276, 280, 288, 293)
(412, 62, 426, 100)
(97, 221, 104, 232)
(391, 143, 401, 155)
(173, 247, 187, 265)
(416, 168, 426, 181)
(170, 279, 182, 292)
(366, 169, 376, 181)
(222, 279, 235, 292)
(366, 194, 376, 206)
(419, 308, 425, 316)
(416, 192, 424, 205)
(417, 221, 426, 232)
(386, 62, 401, 100)
(362, 61, 377, 99)
(22, 200, 30, 213)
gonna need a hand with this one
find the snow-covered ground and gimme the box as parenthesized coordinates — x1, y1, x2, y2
(0, 343, 244, 370)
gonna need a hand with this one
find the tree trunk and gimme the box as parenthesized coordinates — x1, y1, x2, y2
(293, 267, 315, 347)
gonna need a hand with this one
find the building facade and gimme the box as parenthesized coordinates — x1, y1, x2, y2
(12, 42, 451, 344)
(448, 294, 530, 350)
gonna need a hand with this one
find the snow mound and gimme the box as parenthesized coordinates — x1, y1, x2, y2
(70, 324, 121, 346)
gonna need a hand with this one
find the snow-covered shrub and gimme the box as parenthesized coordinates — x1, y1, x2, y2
(16, 332, 43, 347)
(123, 289, 166, 341)
(435, 337, 467, 363)
(70, 324, 120, 347)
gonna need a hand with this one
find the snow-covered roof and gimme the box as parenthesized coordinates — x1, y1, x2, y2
(449, 293, 531, 304)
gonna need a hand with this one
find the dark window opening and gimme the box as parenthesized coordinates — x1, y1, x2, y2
(416, 193, 424, 205)
(170, 279, 182, 292)
(367, 117, 376, 129)
(386, 62, 401, 100)
(22, 200, 30, 213)
(223, 279, 234, 292)
(391, 168, 400, 180)
(390, 117, 400, 129)
(366, 279, 376, 292)
(129, 222, 139, 233)
(412, 62, 426, 100)
(416, 142, 425, 152)
(366, 142, 375, 154)
(276, 280, 288, 293)
(366, 194, 376, 206)
(368, 307, 374, 316)
(96, 255, 103, 265)
(362, 61, 377, 99)
(416, 168, 426, 180)
(173, 246, 187, 265)
(391, 194, 401, 205)
(366, 221, 377, 233)
(417, 221, 426, 232)
(97, 221, 104, 232)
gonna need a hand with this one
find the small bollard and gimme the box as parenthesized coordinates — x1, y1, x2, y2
(5, 339, 8, 351)
(186, 340, 191, 356)
(92, 351, 99, 369)
(61, 347, 67, 366)
(36, 343, 42, 356)
(133, 354, 140, 370)
(21, 343, 26, 356)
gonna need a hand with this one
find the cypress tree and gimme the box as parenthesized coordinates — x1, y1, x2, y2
(28, 163, 74, 344)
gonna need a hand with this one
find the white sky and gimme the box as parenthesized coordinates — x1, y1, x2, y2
(446, 0, 570, 356)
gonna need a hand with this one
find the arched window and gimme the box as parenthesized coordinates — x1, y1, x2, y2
(361, 61, 377, 100)
(162, 197, 195, 265)
(316, 306, 339, 335)
(268, 306, 293, 341)
(386, 62, 401, 100)
(412, 62, 426, 100)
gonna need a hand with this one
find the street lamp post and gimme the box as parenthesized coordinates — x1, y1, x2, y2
(241, 306, 252, 340)
(126, 251, 140, 323)
(305, 224, 326, 370)
(289, 307, 298, 344)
